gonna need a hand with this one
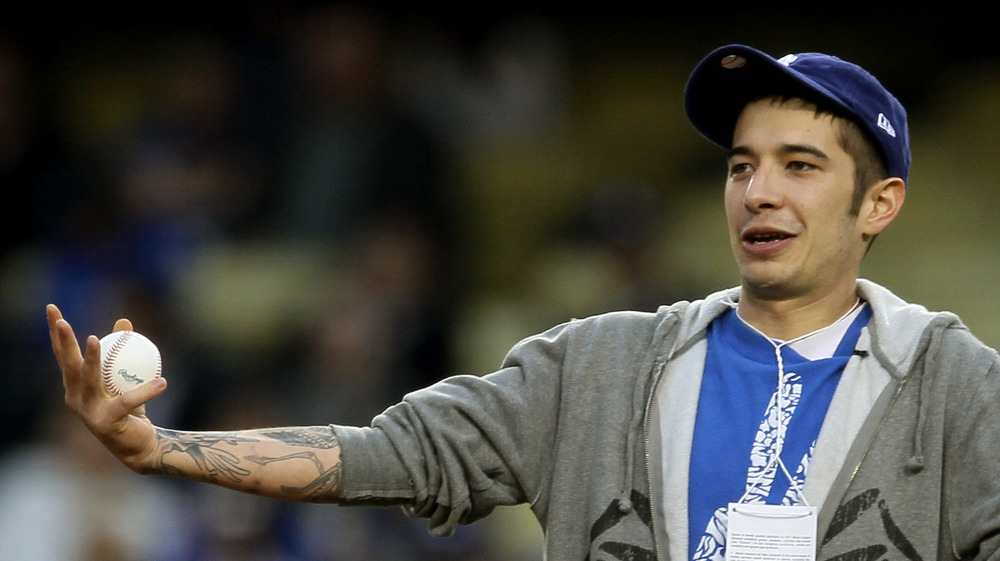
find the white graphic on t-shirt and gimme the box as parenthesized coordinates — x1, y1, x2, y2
(692, 371, 813, 561)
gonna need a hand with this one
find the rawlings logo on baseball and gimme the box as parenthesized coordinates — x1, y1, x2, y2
(99, 330, 162, 395)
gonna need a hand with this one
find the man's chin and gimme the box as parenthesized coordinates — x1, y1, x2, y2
(740, 276, 803, 302)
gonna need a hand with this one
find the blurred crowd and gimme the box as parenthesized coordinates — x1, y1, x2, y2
(0, 4, 712, 561)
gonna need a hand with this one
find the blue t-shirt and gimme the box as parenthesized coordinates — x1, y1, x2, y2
(688, 305, 871, 560)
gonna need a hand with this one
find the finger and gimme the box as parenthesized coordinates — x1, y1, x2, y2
(48, 305, 85, 397)
(113, 318, 134, 332)
(79, 334, 108, 402)
(47, 304, 81, 363)
(45, 303, 63, 325)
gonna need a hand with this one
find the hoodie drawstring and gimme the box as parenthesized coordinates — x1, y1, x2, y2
(619, 355, 659, 514)
(903, 318, 953, 473)
(887, 314, 958, 474)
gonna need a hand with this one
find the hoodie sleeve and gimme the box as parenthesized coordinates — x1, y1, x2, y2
(332, 320, 571, 536)
(941, 332, 1000, 560)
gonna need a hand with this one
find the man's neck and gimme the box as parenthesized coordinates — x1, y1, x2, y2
(735, 285, 861, 341)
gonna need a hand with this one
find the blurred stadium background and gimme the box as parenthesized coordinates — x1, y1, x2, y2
(1, 3, 997, 560)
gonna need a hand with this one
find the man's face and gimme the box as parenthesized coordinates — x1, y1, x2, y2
(725, 98, 871, 303)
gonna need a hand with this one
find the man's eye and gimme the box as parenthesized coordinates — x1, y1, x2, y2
(729, 163, 753, 177)
(788, 160, 816, 171)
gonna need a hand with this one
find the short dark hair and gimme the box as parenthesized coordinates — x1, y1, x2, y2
(832, 117, 890, 215)
(749, 94, 890, 215)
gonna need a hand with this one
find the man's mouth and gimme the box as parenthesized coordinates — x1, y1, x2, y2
(740, 227, 797, 253)
(745, 231, 794, 245)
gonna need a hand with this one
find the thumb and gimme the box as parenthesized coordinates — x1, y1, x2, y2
(113, 318, 134, 332)
(128, 376, 167, 402)
(117, 377, 168, 414)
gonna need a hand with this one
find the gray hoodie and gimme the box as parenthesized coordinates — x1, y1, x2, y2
(334, 280, 1000, 560)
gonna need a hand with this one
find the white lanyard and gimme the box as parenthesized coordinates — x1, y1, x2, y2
(731, 298, 863, 507)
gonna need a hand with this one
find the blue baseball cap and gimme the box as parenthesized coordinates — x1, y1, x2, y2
(684, 44, 911, 182)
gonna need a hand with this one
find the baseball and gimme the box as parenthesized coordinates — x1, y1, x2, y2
(99, 330, 162, 395)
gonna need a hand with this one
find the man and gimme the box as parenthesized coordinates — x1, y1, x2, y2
(49, 44, 1000, 560)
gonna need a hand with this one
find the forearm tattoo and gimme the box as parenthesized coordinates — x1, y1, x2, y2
(153, 429, 256, 482)
(153, 426, 342, 501)
(245, 427, 343, 501)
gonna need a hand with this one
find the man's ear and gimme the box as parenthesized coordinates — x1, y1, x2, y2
(862, 177, 906, 237)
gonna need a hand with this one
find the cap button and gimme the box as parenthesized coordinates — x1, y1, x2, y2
(721, 55, 747, 69)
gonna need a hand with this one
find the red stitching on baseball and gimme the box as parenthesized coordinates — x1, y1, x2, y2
(102, 331, 133, 395)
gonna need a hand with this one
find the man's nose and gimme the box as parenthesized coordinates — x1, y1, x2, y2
(743, 168, 784, 211)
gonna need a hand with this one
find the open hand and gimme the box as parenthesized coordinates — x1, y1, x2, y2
(47, 304, 167, 473)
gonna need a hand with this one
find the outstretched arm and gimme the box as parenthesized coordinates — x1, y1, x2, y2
(47, 304, 344, 502)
